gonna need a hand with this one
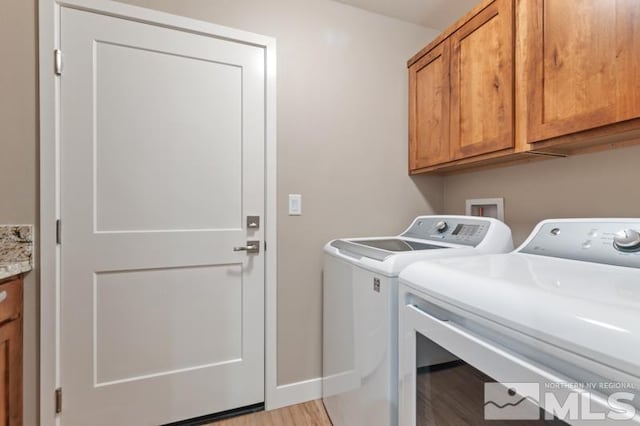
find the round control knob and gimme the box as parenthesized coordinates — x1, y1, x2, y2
(435, 221, 449, 233)
(613, 229, 640, 252)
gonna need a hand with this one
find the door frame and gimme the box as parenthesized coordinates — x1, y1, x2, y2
(38, 1, 278, 424)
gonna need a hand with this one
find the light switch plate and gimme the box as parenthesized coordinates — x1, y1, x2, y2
(289, 194, 302, 215)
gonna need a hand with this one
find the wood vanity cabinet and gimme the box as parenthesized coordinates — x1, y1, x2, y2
(0, 276, 23, 426)
(521, 0, 640, 151)
(409, 0, 640, 173)
(408, 0, 515, 173)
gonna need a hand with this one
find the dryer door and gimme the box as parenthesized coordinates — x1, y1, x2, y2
(398, 296, 639, 425)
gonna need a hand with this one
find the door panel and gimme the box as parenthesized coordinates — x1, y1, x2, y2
(450, 0, 514, 160)
(409, 40, 451, 170)
(527, 0, 640, 142)
(95, 42, 243, 232)
(60, 7, 265, 425)
(94, 265, 243, 385)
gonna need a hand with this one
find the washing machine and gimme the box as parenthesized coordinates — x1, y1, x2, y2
(399, 219, 640, 425)
(322, 215, 513, 426)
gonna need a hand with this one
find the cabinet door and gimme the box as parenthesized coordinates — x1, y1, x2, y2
(409, 40, 451, 171)
(450, 0, 514, 160)
(0, 319, 22, 426)
(526, 0, 640, 143)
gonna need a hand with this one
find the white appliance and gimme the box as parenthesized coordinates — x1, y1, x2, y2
(399, 219, 640, 425)
(322, 215, 513, 426)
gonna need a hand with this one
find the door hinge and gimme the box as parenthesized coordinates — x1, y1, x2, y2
(264, 241, 267, 252)
(55, 388, 62, 414)
(54, 49, 63, 75)
(56, 219, 61, 245)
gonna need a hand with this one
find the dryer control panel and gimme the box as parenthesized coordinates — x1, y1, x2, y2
(402, 216, 491, 247)
(520, 220, 640, 268)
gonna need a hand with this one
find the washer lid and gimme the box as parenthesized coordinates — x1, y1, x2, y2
(350, 238, 448, 252)
(330, 238, 449, 261)
(399, 253, 640, 379)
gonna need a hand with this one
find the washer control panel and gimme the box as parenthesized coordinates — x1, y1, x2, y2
(520, 220, 640, 268)
(402, 217, 491, 247)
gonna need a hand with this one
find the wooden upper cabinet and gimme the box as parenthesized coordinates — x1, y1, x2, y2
(450, 0, 515, 160)
(408, 0, 640, 173)
(408, 0, 515, 173)
(409, 40, 451, 170)
(525, 0, 640, 143)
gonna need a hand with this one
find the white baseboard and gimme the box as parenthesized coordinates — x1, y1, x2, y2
(266, 377, 322, 411)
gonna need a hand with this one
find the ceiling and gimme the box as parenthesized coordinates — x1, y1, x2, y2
(334, 0, 480, 30)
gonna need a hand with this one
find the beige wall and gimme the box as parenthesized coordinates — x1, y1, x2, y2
(112, 0, 442, 385)
(3, 0, 440, 422)
(6, 0, 640, 423)
(443, 145, 640, 245)
(0, 1, 39, 426)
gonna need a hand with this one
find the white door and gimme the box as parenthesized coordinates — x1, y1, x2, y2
(59, 7, 265, 425)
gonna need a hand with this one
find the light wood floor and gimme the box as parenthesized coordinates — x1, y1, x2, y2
(207, 400, 332, 426)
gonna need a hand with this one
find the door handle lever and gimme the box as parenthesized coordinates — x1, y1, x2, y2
(233, 241, 260, 254)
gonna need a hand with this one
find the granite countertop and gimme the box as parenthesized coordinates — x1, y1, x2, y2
(0, 225, 33, 281)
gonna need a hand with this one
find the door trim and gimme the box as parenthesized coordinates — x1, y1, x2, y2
(38, 1, 278, 424)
